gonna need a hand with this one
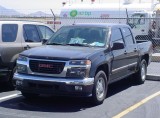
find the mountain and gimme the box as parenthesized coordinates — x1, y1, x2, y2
(27, 11, 52, 17)
(0, 5, 23, 16)
(0, 6, 52, 17)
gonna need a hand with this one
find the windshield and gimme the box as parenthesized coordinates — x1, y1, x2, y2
(128, 14, 145, 25)
(47, 26, 109, 47)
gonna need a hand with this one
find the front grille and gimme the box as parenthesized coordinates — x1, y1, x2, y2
(29, 60, 65, 74)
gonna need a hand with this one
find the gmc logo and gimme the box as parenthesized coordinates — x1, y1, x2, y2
(38, 64, 54, 69)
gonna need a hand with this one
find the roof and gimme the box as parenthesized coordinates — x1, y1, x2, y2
(0, 20, 46, 25)
(66, 23, 130, 28)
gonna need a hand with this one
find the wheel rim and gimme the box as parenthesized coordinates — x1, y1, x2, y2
(141, 63, 146, 81)
(96, 77, 105, 100)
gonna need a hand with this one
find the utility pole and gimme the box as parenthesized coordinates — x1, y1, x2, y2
(50, 9, 56, 30)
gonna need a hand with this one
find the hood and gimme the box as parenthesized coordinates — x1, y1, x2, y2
(21, 45, 104, 60)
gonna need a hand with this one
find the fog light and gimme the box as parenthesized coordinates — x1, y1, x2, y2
(75, 86, 82, 91)
(16, 80, 23, 86)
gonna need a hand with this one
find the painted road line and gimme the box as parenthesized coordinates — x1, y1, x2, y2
(113, 91, 160, 118)
(0, 94, 20, 101)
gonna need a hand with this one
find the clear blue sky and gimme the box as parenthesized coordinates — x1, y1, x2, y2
(0, 0, 156, 14)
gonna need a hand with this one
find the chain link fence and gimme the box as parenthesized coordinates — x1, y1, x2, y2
(1, 16, 160, 62)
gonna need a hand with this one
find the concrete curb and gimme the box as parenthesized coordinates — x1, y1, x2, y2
(146, 74, 160, 81)
(151, 53, 160, 62)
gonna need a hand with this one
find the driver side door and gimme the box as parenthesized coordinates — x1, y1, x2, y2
(110, 28, 128, 81)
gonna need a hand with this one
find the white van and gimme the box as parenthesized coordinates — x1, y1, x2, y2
(59, 2, 154, 38)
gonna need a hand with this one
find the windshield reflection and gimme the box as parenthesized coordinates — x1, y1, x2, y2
(47, 26, 109, 47)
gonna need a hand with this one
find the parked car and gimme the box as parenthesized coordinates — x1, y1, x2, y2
(13, 23, 152, 105)
(0, 20, 55, 86)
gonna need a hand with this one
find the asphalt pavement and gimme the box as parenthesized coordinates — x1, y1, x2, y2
(0, 78, 160, 118)
(0, 61, 159, 118)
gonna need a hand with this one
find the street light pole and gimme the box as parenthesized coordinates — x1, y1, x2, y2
(119, 0, 120, 23)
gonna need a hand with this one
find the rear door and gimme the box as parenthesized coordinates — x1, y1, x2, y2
(0, 24, 23, 64)
(110, 28, 128, 80)
(121, 27, 139, 74)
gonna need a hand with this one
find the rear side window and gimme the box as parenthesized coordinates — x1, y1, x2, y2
(23, 24, 41, 42)
(37, 25, 54, 40)
(122, 27, 134, 45)
(2, 24, 18, 42)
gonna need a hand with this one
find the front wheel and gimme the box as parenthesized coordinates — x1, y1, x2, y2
(134, 59, 147, 84)
(7, 66, 17, 89)
(92, 71, 108, 105)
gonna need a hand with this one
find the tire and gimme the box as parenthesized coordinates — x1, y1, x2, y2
(6, 66, 17, 89)
(21, 92, 39, 99)
(92, 70, 108, 105)
(134, 59, 147, 84)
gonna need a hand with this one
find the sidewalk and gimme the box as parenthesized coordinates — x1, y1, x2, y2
(147, 62, 160, 81)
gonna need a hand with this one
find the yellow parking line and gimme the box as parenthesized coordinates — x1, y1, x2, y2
(113, 91, 160, 118)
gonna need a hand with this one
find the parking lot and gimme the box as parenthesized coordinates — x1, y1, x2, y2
(0, 62, 159, 118)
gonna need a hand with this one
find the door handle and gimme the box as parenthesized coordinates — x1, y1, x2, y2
(124, 50, 127, 54)
(24, 45, 31, 50)
(134, 48, 137, 52)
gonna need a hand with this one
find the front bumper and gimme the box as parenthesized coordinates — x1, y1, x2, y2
(13, 73, 94, 97)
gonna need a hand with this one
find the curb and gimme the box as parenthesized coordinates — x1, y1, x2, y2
(151, 53, 160, 62)
(146, 74, 160, 81)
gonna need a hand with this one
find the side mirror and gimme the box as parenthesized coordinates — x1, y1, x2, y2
(111, 42, 124, 50)
(42, 39, 48, 45)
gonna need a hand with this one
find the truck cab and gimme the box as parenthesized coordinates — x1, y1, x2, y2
(128, 11, 153, 39)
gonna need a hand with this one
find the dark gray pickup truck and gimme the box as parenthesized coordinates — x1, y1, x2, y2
(13, 23, 152, 105)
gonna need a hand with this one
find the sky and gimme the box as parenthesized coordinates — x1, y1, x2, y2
(0, 0, 157, 15)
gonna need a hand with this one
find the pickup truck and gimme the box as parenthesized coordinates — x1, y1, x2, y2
(13, 23, 152, 105)
(0, 21, 54, 86)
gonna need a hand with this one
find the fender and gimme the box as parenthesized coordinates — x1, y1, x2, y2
(89, 52, 113, 80)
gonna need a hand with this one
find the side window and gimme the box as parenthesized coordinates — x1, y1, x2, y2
(122, 27, 134, 45)
(23, 25, 41, 42)
(37, 25, 54, 40)
(2, 24, 18, 42)
(111, 28, 124, 46)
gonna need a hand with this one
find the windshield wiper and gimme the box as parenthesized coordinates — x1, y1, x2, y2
(46, 43, 64, 45)
(66, 43, 91, 47)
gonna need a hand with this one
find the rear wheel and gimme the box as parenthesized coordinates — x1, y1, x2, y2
(92, 71, 108, 105)
(134, 59, 147, 84)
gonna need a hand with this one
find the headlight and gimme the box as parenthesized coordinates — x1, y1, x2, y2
(17, 55, 28, 61)
(17, 64, 28, 73)
(67, 60, 91, 78)
(69, 60, 91, 65)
